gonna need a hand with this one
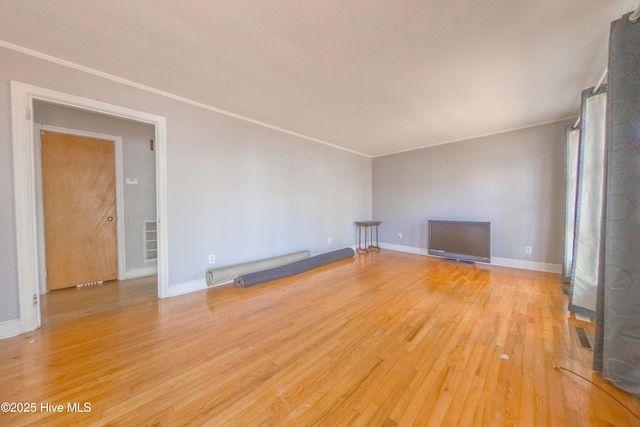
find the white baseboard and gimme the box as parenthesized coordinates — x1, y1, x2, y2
(125, 266, 158, 280)
(167, 278, 208, 297)
(491, 257, 562, 273)
(207, 279, 234, 288)
(379, 242, 429, 256)
(379, 243, 561, 273)
(0, 319, 22, 340)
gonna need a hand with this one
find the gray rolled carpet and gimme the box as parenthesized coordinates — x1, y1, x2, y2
(206, 250, 311, 286)
(235, 247, 355, 288)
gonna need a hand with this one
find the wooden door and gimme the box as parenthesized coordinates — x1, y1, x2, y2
(41, 131, 118, 290)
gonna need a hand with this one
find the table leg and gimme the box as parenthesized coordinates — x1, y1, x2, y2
(370, 224, 380, 250)
(356, 224, 368, 253)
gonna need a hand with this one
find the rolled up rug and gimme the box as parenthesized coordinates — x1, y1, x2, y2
(206, 250, 311, 286)
(235, 247, 355, 288)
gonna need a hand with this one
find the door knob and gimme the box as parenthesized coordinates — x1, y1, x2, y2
(107, 217, 114, 221)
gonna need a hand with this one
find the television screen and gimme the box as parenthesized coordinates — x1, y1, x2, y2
(428, 220, 491, 263)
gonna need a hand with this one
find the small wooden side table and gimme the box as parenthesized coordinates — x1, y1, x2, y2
(354, 221, 382, 253)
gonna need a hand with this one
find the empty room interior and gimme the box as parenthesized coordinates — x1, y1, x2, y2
(1, 1, 640, 425)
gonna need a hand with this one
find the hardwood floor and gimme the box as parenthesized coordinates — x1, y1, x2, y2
(1, 250, 639, 426)
(39, 275, 158, 327)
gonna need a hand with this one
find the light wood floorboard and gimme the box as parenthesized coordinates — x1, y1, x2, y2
(1, 250, 639, 426)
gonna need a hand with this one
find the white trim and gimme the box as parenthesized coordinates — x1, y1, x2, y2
(33, 126, 46, 295)
(126, 266, 158, 280)
(10, 81, 169, 334)
(373, 117, 576, 158)
(11, 83, 41, 333)
(491, 257, 562, 274)
(378, 243, 562, 273)
(167, 278, 208, 297)
(207, 279, 234, 288)
(378, 242, 429, 256)
(0, 319, 22, 340)
(0, 40, 369, 159)
(34, 124, 127, 292)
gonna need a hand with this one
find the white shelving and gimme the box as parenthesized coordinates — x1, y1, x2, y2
(144, 220, 157, 261)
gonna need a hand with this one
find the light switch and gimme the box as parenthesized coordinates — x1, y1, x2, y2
(126, 177, 138, 185)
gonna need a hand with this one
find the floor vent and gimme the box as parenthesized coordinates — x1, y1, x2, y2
(77, 281, 103, 288)
(574, 326, 593, 351)
(560, 285, 570, 296)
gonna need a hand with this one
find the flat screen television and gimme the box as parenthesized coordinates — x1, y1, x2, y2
(428, 220, 491, 263)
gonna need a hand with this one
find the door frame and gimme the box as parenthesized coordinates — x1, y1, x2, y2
(11, 81, 169, 333)
(34, 124, 127, 293)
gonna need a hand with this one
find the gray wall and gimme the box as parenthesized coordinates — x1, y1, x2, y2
(0, 46, 372, 322)
(373, 121, 568, 265)
(34, 101, 157, 278)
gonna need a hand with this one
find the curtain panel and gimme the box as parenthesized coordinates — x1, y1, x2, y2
(569, 88, 607, 318)
(594, 14, 640, 397)
(563, 128, 580, 283)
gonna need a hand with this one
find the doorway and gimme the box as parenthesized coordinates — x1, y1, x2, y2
(11, 81, 168, 334)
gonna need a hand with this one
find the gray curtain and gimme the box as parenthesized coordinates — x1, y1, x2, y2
(594, 13, 640, 397)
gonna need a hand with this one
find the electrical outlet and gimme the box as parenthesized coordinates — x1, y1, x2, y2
(525, 246, 532, 254)
(209, 254, 216, 263)
(398, 232, 403, 239)
(328, 237, 332, 245)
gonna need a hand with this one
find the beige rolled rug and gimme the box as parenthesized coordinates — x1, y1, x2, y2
(206, 250, 311, 286)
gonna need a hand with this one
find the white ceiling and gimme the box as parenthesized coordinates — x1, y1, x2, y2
(1, 0, 635, 156)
